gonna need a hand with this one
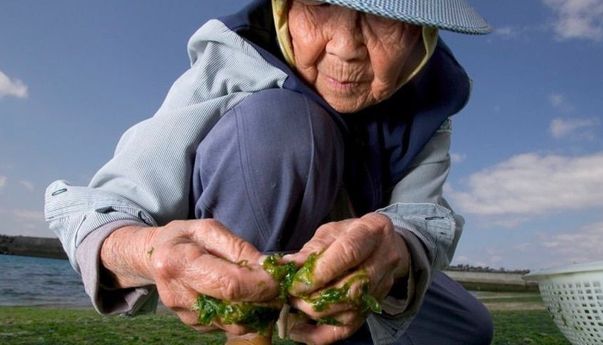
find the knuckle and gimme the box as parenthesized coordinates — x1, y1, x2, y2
(363, 213, 391, 231)
(230, 238, 249, 258)
(188, 218, 223, 236)
(152, 256, 174, 279)
(339, 239, 364, 264)
(201, 218, 222, 228)
(165, 219, 186, 231)
(221, 276, 243, 300)
(316, 222, 334, 236)
(161, 295, 178, 309)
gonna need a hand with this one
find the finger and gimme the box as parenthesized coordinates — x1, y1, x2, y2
(179, 307, 263, 336)
(187, 219, 265, 264)
(283, 219, 359, 266)
(185, 253, 278, 302)
(288, 270, 370, 319)
(359, 233, 410, 299)
(288, 316, 364, 345)
(290, 221, 379, 295)
(361, 254, 400, 302)
(318, 310, 363, 326)
(175, 309, 216, 332)
(219, 323, 254, 336)
(157, 276, 200, 310)
(358, 254, 393, 300)
(289, 296, 353, 320)
(370, 272, 394, 301)
(226, 333, 273, 345)
(282, 226, 339, 266)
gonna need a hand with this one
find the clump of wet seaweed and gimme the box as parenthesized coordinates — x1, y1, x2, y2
(194, 253, 381, 334)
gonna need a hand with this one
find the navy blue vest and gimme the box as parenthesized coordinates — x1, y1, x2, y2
(220, 0, 471, 214)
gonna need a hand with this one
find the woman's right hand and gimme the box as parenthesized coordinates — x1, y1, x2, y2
(100, 219, 279, 334)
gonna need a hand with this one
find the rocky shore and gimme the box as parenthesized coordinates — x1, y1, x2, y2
(0, 235, 67, 260)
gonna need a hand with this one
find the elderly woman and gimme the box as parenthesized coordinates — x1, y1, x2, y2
(46, 0, 493, 344)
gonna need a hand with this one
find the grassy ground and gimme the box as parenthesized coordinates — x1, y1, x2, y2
(0, 294, 571, 345)
(491, 310, 570, 345)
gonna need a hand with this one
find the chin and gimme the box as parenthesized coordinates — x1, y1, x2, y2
(324, 95, 375, 114)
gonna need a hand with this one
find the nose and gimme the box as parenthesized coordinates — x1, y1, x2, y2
(325, 8, 367, 61)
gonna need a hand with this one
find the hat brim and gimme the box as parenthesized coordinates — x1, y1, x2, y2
(314, 0, 491, 34)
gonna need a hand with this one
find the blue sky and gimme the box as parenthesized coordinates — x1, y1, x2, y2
(1, 0, 601, 271)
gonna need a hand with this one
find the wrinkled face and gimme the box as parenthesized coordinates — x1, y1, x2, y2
(288, 0, 422, 113)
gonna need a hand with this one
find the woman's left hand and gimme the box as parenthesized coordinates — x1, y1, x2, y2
(283, 213, 410, 344)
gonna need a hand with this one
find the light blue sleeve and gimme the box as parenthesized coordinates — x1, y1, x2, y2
(367, 118, 465, 345)
(381, 118, 463, 271)
(44, 20, 288, 315)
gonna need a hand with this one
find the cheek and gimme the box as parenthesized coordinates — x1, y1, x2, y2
(291, 31, 323, 68)
(371, 49, 406, 85)
(368, 26, 422, 94)
(288, 7, 326, 76)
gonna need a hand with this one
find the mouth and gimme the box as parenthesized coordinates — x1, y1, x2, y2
(322, 75, 366, 93)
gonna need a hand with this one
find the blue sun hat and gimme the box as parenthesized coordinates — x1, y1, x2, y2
(312, 0, 491, 34)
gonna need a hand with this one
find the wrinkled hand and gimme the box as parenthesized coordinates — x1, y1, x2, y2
(144, 219, 279, 334)
(284, 213, 410, 344)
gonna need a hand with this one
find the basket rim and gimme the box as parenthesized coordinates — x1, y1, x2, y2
(523, 260, 603, 281)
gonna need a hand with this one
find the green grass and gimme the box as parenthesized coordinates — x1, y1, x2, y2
(491, 310, 570, 345)
(476, 291, 545, 304)
(0, 306, 571, 345)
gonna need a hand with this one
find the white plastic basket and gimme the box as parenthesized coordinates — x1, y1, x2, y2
(524, 261, 603, 345)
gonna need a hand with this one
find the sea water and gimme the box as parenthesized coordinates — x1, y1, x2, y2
(0, 254, 90, 307)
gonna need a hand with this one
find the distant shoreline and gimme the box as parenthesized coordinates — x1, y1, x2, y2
(0, 235, 538, 292)
(0, 235, 67, 260)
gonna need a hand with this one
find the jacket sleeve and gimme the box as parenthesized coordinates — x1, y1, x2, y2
(43, 19, 288, 315)
(43, 77, 254, 315)
(367, 118, 465, 344)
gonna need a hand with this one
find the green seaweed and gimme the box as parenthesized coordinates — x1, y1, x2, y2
(193, 295, 278, 334)
(307, 286, 348, 312)
(317, 316, 343, 325)
(305, 270, 381, 314)
(194, 252, 381, 333)
(262, 254, 298, 299)
(361, 292, 382, 314)
(292, 253, 319, 287)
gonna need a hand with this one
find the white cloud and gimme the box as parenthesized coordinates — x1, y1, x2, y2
(0, 69, 28, 99)
(550, 93, 564, 107)
(494, 26, 519, 39)
(449, 152, 603, 216)
(11, 209, 44, 222)
(18, 180, 35, 192)
(543, 0, 603, 41)
(538, 221, 603, 265)
(0, 208, 50, 237)
(0, 208, 44, 224)
(549, 92, 573, 112)
(450, 153, 467, 164)
(550, 117, 600, 139)
(0, 176, 6, 188)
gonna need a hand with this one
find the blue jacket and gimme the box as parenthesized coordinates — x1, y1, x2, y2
(220, 0, 471, 214)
